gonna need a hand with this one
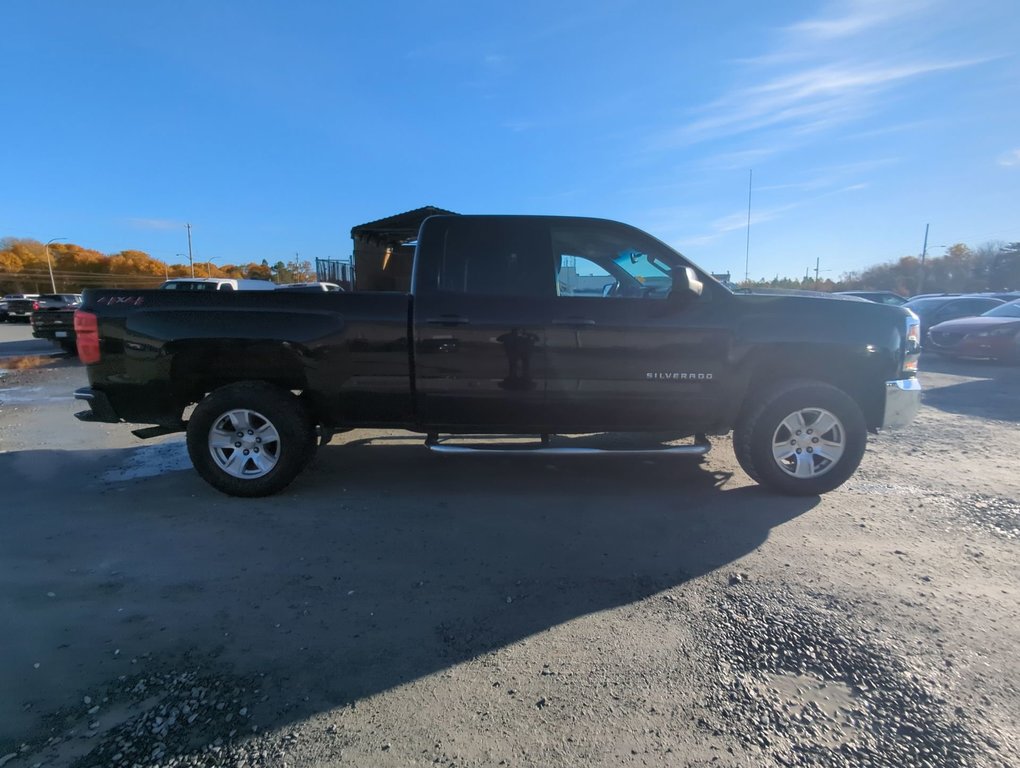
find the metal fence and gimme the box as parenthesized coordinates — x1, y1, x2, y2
(315, 258, 355, 289)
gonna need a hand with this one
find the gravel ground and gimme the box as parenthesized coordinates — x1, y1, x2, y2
(0, 324, 1017, 767)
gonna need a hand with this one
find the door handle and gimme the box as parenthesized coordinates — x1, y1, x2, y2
(425, 315, 470, 326)
(552, 317, 596, 327)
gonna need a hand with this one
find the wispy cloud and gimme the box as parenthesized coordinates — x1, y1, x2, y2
(654, 0, 988, 149)
(665, 203, 798, 251)
(998, 149, 1020, 168)
(711, 204, 797, 234)
(673, 59, 982, 144)
(700, 146, 786, 171)
(126, 217, 183, 231)
(787, 0, 928, 40)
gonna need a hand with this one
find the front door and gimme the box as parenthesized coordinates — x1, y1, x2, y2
(544, 218, 731, 432)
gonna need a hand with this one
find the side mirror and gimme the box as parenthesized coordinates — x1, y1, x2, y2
(671, 266, 704, 301)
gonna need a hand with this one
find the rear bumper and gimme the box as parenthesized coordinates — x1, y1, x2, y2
(32, 328, 75, 341)
(882, 378, 921, 429)
(74, 387, 121, 423)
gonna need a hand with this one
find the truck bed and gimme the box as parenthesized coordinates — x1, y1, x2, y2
(78, 289, 414, 427)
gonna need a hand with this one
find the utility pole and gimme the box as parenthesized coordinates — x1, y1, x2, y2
(186, 223, 194, 278)
(918, 223, 930, 294)
(815, 257, 821, 286)
(744, 169, 753, 284)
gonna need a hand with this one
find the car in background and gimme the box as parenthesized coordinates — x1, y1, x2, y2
(976, 291, 1020, 302)
(835, 290, 908, 306)
(33, 293, 83, 310)
(909, 292, 959, 301)
(275, 282, 344, 292)
(159, 278, 277, 291)
(1, 293, 40, 322)
(4, 294, 53, 322)
(903, 295, 1005, 340)
(30, 294, 84, 353)
(926, 300, 1020, 361)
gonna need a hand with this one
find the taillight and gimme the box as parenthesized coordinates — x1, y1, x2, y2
(33, 301, 40, 310)
(74, 310, 101, 364)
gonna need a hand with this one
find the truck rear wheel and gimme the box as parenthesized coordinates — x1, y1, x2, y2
(186, 382, 316, 497)
(734, 380, 867, 496)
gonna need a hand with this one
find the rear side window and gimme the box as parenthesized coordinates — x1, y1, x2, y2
(417, 218, 555, 298)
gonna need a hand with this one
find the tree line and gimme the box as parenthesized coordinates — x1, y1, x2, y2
(0, 238, 316, 294)
(741, 241, 1020, 294)
(2, 236, 1018, 296)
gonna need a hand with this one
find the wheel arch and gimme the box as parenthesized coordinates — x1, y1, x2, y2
(734, 343, 888, 430)
(169, 339, 312, 408)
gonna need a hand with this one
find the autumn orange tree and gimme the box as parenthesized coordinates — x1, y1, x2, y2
(0, 238, 299, 293)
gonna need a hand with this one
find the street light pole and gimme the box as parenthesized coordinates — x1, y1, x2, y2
(44, 237, 67, 292)
(186, 223, 194, 278)
(205, 257, 220, 277)
(918, 224, 930, 295)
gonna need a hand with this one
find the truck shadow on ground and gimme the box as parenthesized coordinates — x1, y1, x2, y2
(0, 440, 816, 758)
(920, 354, 1020, 422)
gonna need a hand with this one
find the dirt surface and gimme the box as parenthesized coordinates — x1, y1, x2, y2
(0, 322, 1017, 767)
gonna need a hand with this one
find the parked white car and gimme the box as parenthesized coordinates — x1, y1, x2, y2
(159, 278, 277, 291)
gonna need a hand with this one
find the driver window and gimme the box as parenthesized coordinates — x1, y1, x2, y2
(558, 255, 615, 297)
(551, 222, 674, 300)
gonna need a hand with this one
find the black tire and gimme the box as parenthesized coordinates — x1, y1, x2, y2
(186, 381, 316, 497)
(733, 379, 867, 496)
(59, 340, 77, 355)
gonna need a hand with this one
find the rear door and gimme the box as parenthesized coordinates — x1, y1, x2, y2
(412, 216, 556, 431)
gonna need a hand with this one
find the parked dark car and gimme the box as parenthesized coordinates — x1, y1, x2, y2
(2, 294, 41, 322)
(835, 291, 908, 306)
(30, 294, 83, 352)
(903, 295, 1005, 340)
(926, 300, 1020, 361)
(34, 293, 83, 310)
(976, 291, 1020, 302)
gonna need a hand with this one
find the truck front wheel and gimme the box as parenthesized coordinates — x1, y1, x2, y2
(186, 382, 316, 497)
(733, 380, 867, 496)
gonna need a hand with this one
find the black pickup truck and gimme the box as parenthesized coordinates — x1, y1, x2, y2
(31, 293, 83, 352)
(74, 215, 921, 497)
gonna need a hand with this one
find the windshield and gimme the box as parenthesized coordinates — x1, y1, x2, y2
(983, 300, 1020, 318)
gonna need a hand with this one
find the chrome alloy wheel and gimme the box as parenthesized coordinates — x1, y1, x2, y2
(208, 409, 281, 479)
(771, 407, 846, 479)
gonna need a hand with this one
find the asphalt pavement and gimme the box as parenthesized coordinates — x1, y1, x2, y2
(0, 321, 63, 359)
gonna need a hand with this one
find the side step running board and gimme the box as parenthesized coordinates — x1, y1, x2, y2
(131, 424, 186, 439)
(425, 434, 711, 456)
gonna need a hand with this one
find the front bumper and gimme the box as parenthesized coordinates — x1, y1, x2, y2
(74, 387, 121, 423)
(928, 336, 1014, 360)
(882, 378, 921, 429)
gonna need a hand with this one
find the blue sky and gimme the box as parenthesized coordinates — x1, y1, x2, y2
(2, 0, 1018, 280)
